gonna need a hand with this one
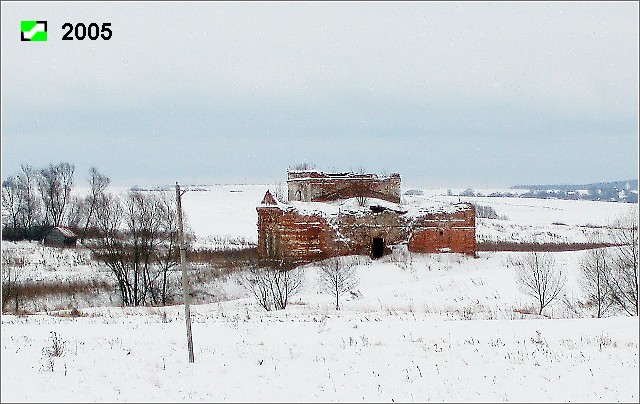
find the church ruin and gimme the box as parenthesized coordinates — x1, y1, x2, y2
(257, 170, 476, 265)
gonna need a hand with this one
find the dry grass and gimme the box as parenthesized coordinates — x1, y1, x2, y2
(12, 279, 112, 300)
(189, 246, 258, 265)
(477, 241, 616, 252)
(2, 280, 113, 314)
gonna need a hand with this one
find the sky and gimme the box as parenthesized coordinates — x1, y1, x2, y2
(1, 1, 638, 188)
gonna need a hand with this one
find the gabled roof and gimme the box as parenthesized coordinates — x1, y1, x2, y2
(51, 226, 78, 238)
(260, 190, 278, 206)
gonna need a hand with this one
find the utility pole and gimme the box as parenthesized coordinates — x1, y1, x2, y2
(176, 182, 194, 363)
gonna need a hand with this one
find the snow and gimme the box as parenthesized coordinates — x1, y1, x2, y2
(2, 310, 637, 402)
(281, 196, 471, 222)
(1, 184, 638, 402)
(181, 184, 269, 247)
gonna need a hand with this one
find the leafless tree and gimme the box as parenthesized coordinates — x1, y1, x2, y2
(510, 252, 566, 316)
(2, 165, 43, 239)
(66, 196, 86, 229)
(271, 264, 304, 310)
(606, 208, 639, 316)
(2, 249, 25, 312)
(81, 167, 110, 241)
(156, 191, 181, 305)
(89, 192, 128, 303)
(319, 256, 360, 310)
(245, 262, 304, 311)
(37, 162, 75, 227)
(580, 247, 614, 318)
(2, 176, 20, 233)
(246, 267, 275, 311)
(17, 165, 42, 235)
(86, 191, 181, 306)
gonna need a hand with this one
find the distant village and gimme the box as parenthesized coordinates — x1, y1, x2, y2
(449, 179, 638, 203)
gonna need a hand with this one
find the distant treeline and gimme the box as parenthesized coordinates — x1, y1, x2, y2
(2, 162, 83, 241)
(512, 179, 638, 191)
(451, 179, 638, 203)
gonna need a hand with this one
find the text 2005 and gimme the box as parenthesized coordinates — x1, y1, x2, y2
(62, 23, 112, 40)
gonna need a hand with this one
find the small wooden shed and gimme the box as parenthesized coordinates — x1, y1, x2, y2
(44, 226, 78, 247)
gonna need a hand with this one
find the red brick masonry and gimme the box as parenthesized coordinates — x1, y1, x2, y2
(287, 170, 401, 203)
(258, 172, 476, 264)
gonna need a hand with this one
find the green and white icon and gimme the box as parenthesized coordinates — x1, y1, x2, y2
(21, 21, 47, 41)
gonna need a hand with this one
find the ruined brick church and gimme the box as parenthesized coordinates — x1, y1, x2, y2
(257, 170, 476, 265)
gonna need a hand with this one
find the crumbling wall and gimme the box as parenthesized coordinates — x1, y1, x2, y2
(334, 211, 409, 256)
(257, 206, 346, 264)
(287, 171, 401, 203)
(257, 196, 477, 264)
(407, 205, 476, 255)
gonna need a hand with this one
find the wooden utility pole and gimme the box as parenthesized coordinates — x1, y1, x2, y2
(176, 182, 194, 363)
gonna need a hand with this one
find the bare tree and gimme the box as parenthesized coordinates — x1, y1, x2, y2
(86, 191, 181, 306)
(81, 167, 111, 241)
(319, 256, 360, 310)
(66, 196, 86, 229)
(156, 192, 181, 305)
(580, 247, 614, 318)
(37, 162, 75, 227)
(246, 267, 275, 311)
(2, 249, 25, 312)
(245, 262, 304, 311)
(17, 164, 42, 236)
(510, 252, 566, 316)
(2, 176, 20, 234)
(606, 208, 639, 316)
(2, 165, 43, 239)
(271, 264, 304, 310)
(89, 192, 129, 304)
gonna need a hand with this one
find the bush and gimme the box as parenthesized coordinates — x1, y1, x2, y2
(245, 262, 305, 311)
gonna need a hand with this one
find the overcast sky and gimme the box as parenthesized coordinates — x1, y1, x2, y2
(1, 1, 638, 188)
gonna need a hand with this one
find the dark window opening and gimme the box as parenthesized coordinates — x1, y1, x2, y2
(370, 205, 386, 213)
(439, 230, 444, 236)
(372, 237, 384, 258)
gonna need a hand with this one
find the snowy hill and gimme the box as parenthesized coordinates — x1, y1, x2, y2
(1, 184, 638, 402)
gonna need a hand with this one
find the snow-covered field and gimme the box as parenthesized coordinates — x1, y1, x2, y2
(2, 184, 638, 402)
(182, 184, 634, 243)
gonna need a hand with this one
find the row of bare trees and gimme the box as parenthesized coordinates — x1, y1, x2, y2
(2, 163, 117, 243)
(245, 256, 361, 311)
(3, 163, 186, 307)
(580, 209, 638, 317)
(510, 208, 638, 317)
(2, 163, 76, 240)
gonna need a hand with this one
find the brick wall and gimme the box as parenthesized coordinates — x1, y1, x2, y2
(257, 206, 346, 264)
(287, 171, 401, 203)
(407, 205, 476, 255)
(335, 211, 409, 256)
(257, 194, 477, 264)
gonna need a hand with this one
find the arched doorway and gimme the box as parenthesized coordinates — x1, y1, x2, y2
(372, 237, 384, 258)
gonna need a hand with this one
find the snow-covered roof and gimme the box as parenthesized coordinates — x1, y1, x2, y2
(52, 226, 77, 238)
(270, 197, 471, 219)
